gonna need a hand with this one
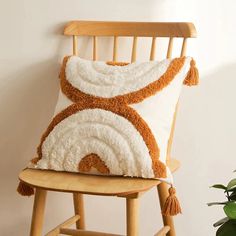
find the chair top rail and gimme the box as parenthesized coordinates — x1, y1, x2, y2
(64, 20, 197, 38)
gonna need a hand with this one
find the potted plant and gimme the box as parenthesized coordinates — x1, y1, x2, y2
(208, 171, 236, 235)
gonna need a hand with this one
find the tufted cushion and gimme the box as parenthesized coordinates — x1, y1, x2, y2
(29, 56, 198, 182)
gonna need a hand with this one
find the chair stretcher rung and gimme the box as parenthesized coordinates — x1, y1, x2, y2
(154, 226, 171, 236)
(60, 228, 123, 236)
(45, 215, 80, 236)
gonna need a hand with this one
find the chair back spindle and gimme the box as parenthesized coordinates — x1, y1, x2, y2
(166, 37, 174, 59)
(93, 36, 97, 61)
(181, 38, 188, 57)
(113, 36, 118, 61)
(73, 35, 78, 56)
(150, 37, 157, 61)
(131, 36, 138, 62)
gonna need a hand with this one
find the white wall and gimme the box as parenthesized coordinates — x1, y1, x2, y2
(0, 0, 236, 235)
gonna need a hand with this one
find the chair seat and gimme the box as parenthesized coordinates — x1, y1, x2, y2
(19, 159, 180, 197)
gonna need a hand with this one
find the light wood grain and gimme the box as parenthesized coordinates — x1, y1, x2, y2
(166, 37, 174, 59)
(126, 198, 139, 236)
(60, 228, 122, 236)
(150, 37, 157, 61)
(45, 215, 80, 236)
(73, 193, 85, 229)
(181, 38, 188, 56)
(64, 21, 197, 38)
(113, 36, 118, 61)
(155, 226, 171, 236)
(73, 35, 78, 56)
(30, 188, 47, 236)
(93, 36, 97, 60)
(19, 159, 180, 196)
(131, 36, 137, 62)
(157, 183, 176, 236)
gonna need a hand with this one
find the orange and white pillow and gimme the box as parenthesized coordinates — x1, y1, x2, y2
(29, 56, 198, 182)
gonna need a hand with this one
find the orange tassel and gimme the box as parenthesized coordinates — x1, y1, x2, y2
(183, 58, 199, 86)
(17, 181, 34, 196)
(162, 187, 182, 216)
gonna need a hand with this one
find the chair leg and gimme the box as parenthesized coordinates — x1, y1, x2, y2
(30, 188, 47, 236)
(73, 193, 85, 229)
(126, 197, 139, 236)
(157, 182, 176, 236)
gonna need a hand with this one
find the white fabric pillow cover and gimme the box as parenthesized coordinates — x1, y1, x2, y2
(29, 56, 198, 184)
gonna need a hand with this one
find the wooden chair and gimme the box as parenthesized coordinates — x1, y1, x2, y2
(19, 21, 197, 236)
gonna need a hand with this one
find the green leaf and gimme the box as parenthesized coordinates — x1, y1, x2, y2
(213, 217, 229, 227)
(227, 179, 236, 190)
(211, 184, 227, 190)
(216, 220, 236, 236)
(227, 186, 236, 192)
(207, 202, 229, 206)
(229, 192, 236, 201)
(224, 202, 236, 219)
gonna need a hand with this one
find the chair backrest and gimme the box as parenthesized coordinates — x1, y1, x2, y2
(63, 20, 197, 160)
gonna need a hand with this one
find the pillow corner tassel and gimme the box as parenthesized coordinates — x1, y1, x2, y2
(17, 181, 34, 197)
(162, 186, 182, 216)
(183, 58, 199, 86)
